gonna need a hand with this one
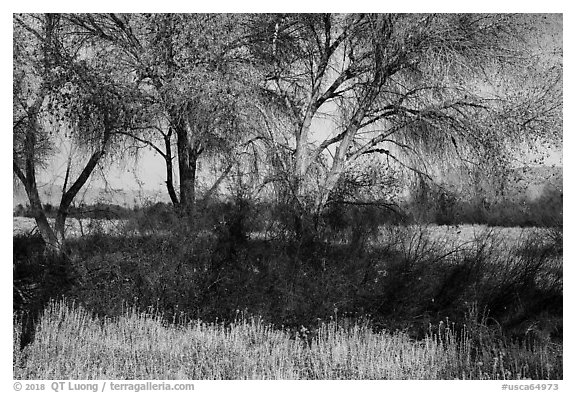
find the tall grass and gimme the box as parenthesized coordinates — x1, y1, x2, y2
(14, 300, 561, 380)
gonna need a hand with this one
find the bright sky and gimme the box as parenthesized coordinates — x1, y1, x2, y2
(35, 121, 563, 195)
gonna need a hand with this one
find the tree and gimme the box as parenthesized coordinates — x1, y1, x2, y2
(13, 13, 136, 253)
(245, 14, 562, 233)
(67, 14, 252, 215)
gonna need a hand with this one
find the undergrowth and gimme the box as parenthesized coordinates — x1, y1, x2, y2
(13, 216, 562, 380)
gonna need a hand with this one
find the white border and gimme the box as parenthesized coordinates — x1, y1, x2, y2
(3, 4, 571, 392)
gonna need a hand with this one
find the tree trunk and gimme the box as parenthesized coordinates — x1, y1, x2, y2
(163, 132, 179, 206)
(14, 79, 62, 251)
(314, 111, 365, 213)
(54, 210, 67, 248)
(175, 125, 198, 215)
(55, 149, 106, 249)
(15, 123, 109, 256)
(201, 162, 233, 203)
(293, 112, 314, 186)
(30, 194, 59, 251)
(15, 165, 59, 252)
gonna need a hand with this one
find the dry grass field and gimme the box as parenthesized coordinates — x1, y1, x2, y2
(13, 216, 127, 237)
(14, 300, 561, 380)
(13, 217, 550, 247)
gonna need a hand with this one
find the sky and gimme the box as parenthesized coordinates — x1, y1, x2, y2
(34, 126, 563, 195)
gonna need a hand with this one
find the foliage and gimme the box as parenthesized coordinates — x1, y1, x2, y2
(406, 183, 562, 227)
(64, 14, 258, 210)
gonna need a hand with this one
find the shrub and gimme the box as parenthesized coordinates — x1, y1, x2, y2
(13, 234, 77, 349)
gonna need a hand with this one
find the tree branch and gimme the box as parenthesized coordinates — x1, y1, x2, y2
(361, 148, 433, 181)
(13, 158, 27, 185)
(115, 130, 168, 159)
(201, 162, 233, 202)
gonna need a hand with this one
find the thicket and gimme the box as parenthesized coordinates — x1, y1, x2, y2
(13, 202, 134, 220)
(14, 197, 563, 379)
(406, 185, 563, 228)
(13, 184, 563, 231)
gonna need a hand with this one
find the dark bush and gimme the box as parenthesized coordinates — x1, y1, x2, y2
(404, 180, 562, 227)
(13, 235, 77, 349)
(14, 213, 562, 352)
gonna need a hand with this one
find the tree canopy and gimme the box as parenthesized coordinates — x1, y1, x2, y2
(13, 13, 562, 248)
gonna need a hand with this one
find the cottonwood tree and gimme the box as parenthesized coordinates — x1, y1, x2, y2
(13, 13, 136, 253)
(245, 14, 562, 233)
(67, 14, 253, 215)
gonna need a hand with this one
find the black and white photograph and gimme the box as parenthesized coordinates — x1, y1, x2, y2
(10, 7, 564, 385)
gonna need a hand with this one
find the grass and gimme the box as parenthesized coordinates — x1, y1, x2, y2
(14, 300, 561, 380)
